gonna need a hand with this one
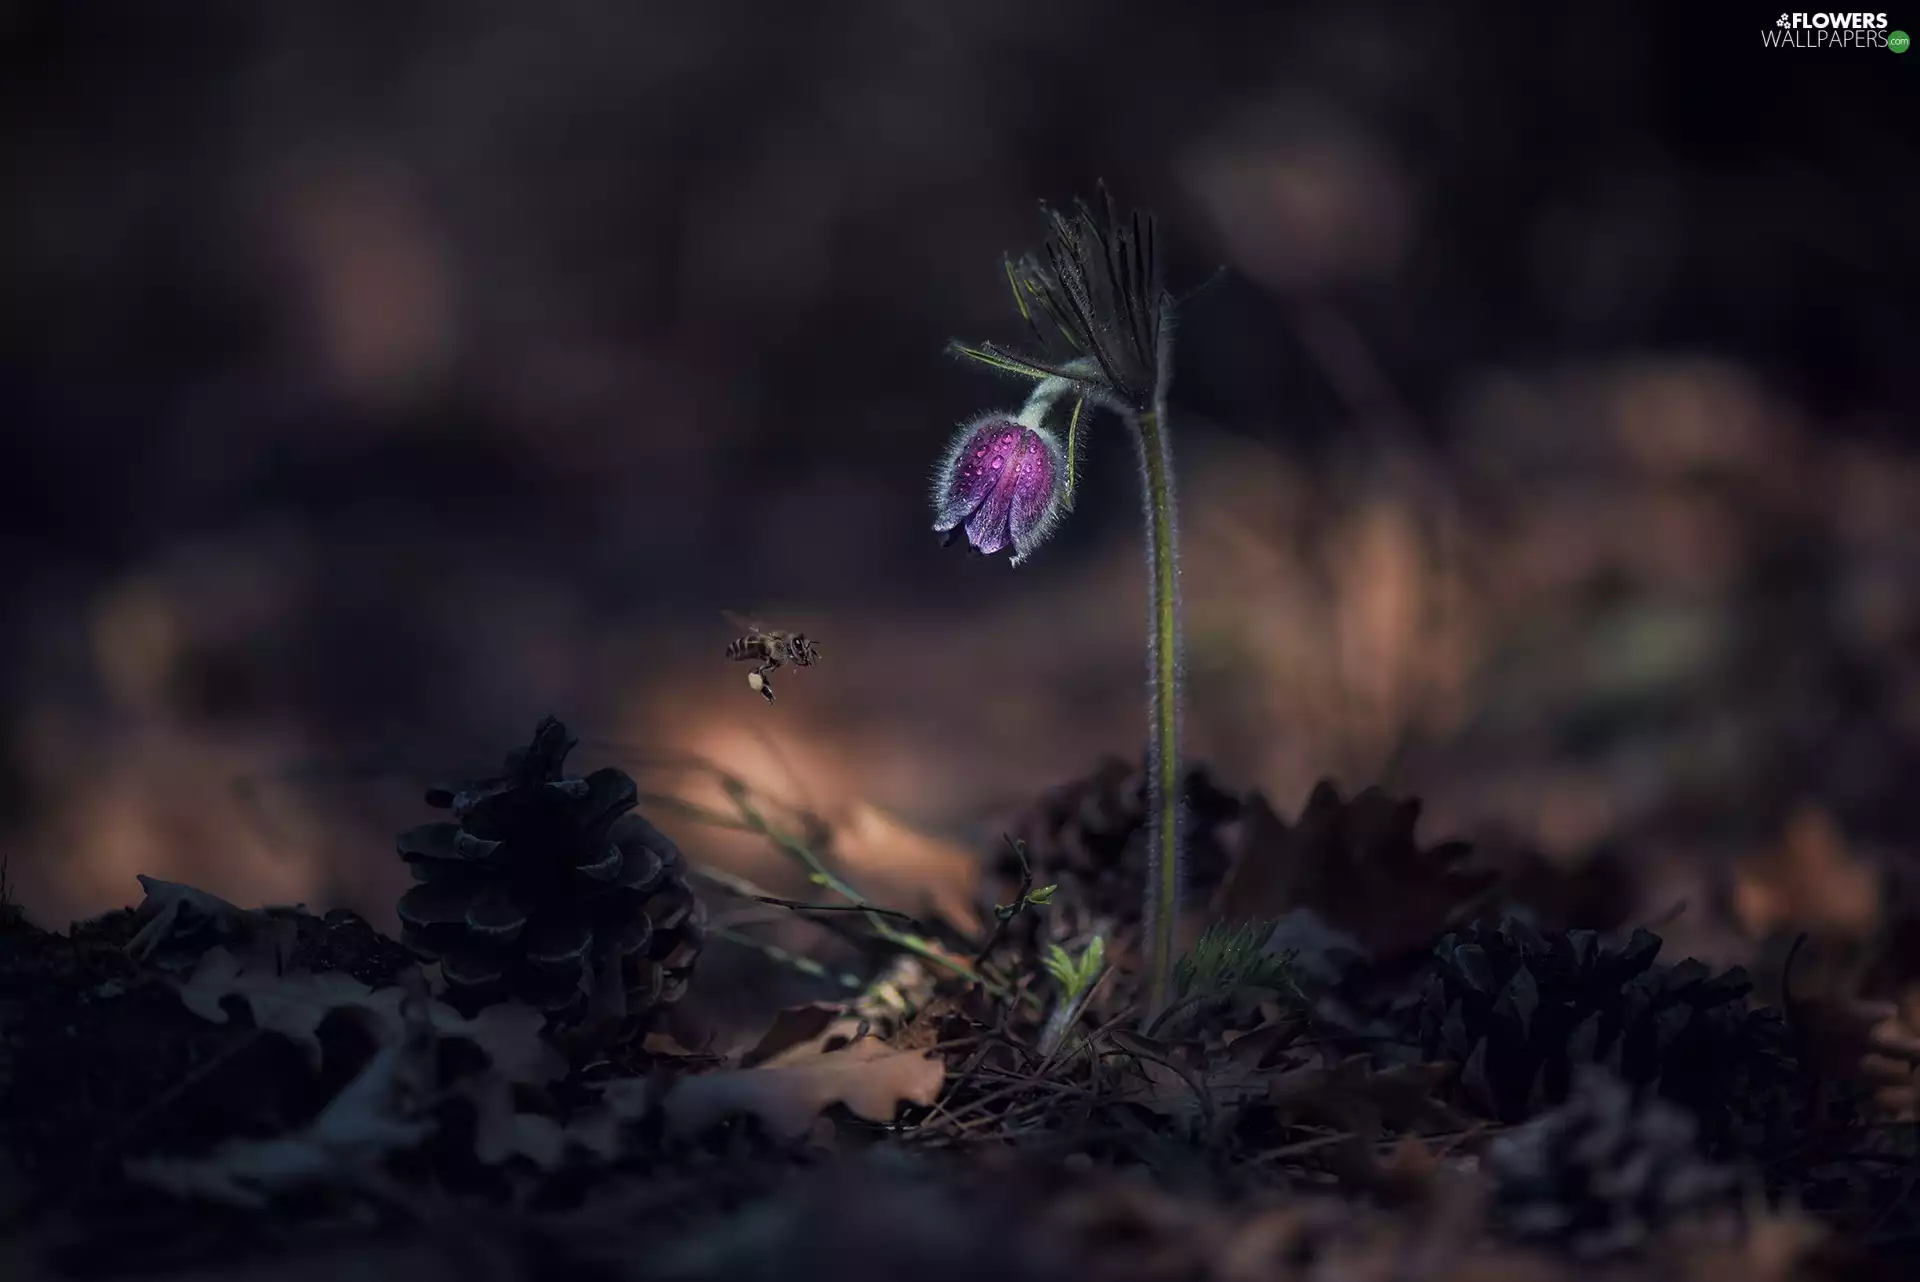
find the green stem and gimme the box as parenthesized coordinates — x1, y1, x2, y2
(1131, 400, 1184, 1015)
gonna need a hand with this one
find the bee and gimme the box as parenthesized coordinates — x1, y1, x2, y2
(722, 611, 820, 703)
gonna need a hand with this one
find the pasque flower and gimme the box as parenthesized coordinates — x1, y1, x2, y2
(936, 188, 1191, 1013)
(932, 413, 1067, 564)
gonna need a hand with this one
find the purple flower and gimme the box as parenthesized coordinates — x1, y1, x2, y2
(932, 413, 1067, 565)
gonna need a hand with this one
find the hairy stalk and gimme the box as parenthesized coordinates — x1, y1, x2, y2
(1131, 399, 1184, 1014)
(940, 190, 1185, 1010)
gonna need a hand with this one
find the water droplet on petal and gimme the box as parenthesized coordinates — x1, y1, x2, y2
(990, 457, 1004, 469)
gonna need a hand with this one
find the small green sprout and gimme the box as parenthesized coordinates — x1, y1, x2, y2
(1038, 935, 1107, 1057)
(1043, 935, 1107, 1004)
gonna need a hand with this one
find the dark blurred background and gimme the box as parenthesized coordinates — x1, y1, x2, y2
(3, 0, 1917, 981)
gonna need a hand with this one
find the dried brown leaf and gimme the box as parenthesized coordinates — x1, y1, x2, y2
(1788, 974, 1920, 1121)
(662, 1038, 945, 1139)
(739, 1001, 850, 1067)
(1215, 784, 1493, 960)
(1734, 808, 1882, 940)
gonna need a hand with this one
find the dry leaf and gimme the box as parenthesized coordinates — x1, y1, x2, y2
(1216, 784, 1494, 960)
(1795, 986, 1920, 1120)
(126, 874, 296, 973)
(464, 1072, 569, 1169)
(177, 946, 375, 1067)
(890, 995, 978, 1054)
(1733, 808, 1882, 940)
(739, 1002, 853, 1067)
(642, 1029, 708, 1059)
(662, 1037, 945, 1139)
(176, 945, 565, 1083)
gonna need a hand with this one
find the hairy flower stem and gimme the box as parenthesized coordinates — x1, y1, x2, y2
(1131, 399, 1184, 1015)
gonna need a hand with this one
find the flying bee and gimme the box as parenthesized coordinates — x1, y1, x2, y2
(722, 611, 820, 703)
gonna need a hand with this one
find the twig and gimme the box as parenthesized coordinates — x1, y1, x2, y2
(972, 834, 1034, 971)
(685, 863, 886, 958)
(747, 893, 924, 926)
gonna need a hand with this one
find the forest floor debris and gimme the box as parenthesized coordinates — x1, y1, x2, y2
(3, 760, 1918, 1282)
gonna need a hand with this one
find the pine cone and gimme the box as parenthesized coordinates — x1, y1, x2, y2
(1215, 781, 1495, 961)
(396, 716, 705, 1024)
(1418, 917, 1791, 1146)
(1488, 1068, 1744, 1260)
(994, 754, 1242, 935)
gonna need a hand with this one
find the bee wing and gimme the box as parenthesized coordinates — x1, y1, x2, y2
(721, 609, 764, 634)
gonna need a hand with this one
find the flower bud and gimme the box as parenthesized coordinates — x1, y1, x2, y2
(931, 413, 1067, 565)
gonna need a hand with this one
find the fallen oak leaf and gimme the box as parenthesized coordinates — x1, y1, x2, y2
(463, 1072, 571, 1169)
(436, 1000, 567, 1086)
(126, 874, 296, 973)
(1796, 990, 1920, 1121)
(1733, 807, 1881, 940)
(1783, 941, 1920, 1121)
(662, 1038, 944, 1139)
(739, 1001, 857, 1067)
(177, 945, 373, 1068)
(889, 994, 978, 1054)
(176, 945, 565, 1083)
(643, 1029, 709, 1058)
(1215, 784, 1494, 963)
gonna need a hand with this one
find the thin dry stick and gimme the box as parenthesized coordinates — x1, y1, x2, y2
(746, 894, 924, 926)
(973, 834, 1033, 971)
(684, 863, 903, 956)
